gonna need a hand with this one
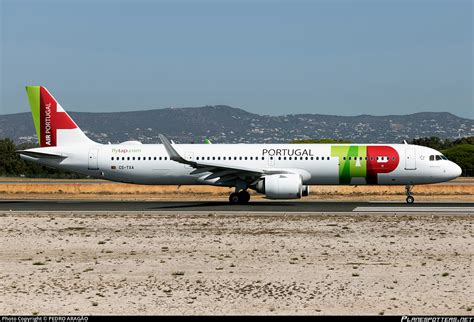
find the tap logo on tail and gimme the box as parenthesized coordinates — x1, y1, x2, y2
(26, 86, 78, 147)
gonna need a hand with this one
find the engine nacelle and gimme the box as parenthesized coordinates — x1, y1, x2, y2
(256, 173, 303, 199)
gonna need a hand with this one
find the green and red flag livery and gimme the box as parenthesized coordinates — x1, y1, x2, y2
(331, 145, 399, 184)
(26, 86, 80, 147)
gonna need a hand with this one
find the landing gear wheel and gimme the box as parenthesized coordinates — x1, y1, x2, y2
(238, 190, 250, 204)
(229, 193, 240, 205)
(405, 185, 415, 204)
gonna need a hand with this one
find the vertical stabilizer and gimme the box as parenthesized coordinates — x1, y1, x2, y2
(25, 86, 94, 147)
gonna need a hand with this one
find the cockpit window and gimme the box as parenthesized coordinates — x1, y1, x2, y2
(430, 155, 447, 161)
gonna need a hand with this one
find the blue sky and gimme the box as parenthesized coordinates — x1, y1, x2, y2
(1, 0, 472, 118)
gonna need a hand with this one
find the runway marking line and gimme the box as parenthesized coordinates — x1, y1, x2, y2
(353, 207, 474, 212)
(0, 210, 472, 215)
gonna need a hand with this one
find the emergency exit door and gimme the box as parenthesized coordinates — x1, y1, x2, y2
(404, 148, 416, 170)
(88, 149, 99, 170)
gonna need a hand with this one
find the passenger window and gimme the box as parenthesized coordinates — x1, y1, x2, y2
(122, 157, 125, 161)
(255, 157, 258, 160)
(250, 157, 253, 160)
(239, 157, 242, 160)
(278, 157, 281, 160)
(154, 157, 157, 160)
(218, 157, 221, 160)
(310, 157, 314, 160)
(111, 157, 114, 161)
(316, 157, 319, 160)
(196, 157, 199, 160)
(343, 157, 346, 160)
(137, 157, 140, 160)
(289, 157, 292, 160)
(262, 157, 265, 160)
(305, 157, 308, 160)
(223, 157, 226, 160)
(127, 157, 130, 160)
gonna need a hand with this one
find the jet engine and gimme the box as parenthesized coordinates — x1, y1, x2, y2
(255, 173, 303, 199)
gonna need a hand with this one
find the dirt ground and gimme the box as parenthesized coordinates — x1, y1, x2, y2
(0, 212, 472, 315)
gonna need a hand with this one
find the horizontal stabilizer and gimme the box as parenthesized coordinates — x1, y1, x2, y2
(16, 150, 67, 159)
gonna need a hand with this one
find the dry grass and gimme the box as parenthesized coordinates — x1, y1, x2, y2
(0, 178, 473, 201)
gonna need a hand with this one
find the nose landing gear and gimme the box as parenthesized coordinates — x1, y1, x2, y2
(405, 185, 414, 204)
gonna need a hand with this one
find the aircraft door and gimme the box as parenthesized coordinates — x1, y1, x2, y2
(405, 148, 416, 170)
(88, 148, 99, 170)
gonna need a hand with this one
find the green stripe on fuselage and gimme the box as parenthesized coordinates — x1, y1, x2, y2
(331, 146, 367, 184)
(25, 86, 41, 145)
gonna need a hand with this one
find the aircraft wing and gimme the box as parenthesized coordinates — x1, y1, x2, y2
(159, 134, 291, 184)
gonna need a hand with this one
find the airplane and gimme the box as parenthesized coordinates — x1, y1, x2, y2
(17, 86, 462, 204)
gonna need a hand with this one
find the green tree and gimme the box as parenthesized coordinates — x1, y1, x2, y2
(442, 144, 474, 176)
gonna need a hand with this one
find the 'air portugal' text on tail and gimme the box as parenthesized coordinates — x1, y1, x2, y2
(25, 86, 93, 147)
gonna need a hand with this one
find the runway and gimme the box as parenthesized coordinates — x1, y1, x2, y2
(1, 200, 473, 213)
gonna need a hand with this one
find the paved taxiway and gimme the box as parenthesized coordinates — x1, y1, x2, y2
(1, 200, 473, 213)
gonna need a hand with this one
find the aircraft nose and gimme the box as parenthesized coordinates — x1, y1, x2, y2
(448, 162, 462, 178)
(453, 162, 462, 177)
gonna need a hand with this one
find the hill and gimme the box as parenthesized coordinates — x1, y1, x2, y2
(0, 106, 472, 144)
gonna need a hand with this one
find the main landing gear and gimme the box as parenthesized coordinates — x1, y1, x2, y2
(229, 190, 250, 204)
(405, 185, 414, 204)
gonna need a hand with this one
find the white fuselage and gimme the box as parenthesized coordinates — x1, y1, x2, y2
(21, 143, 462, 186)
